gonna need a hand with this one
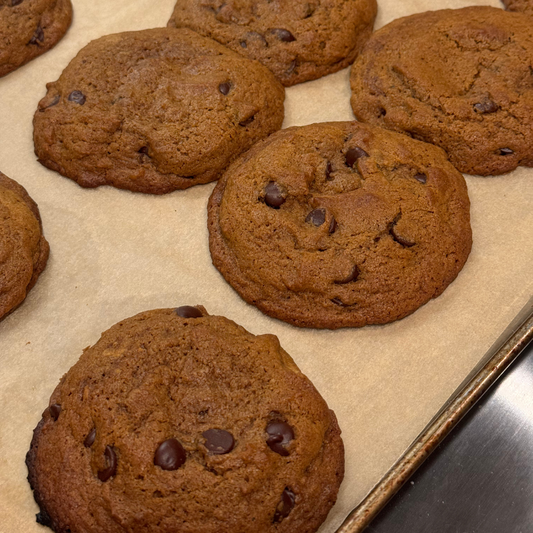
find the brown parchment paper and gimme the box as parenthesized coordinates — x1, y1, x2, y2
(0, 0, 531, 531)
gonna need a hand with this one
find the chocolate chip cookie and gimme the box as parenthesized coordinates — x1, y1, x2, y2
(0, 171, 49, 320)
(208, 122, 472, 329)
(0, 0, 72, 78)
(26, 307, 344, 533)
(168, 0, 378, 86)
(350, 6, 533, 176)
(502, 0, 533, 15)
(33, 28, 285, 194)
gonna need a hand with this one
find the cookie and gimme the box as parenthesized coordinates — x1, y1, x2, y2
(0, 0, 72, 78)
(26, 307, 344, 533)
(168, 0, 378, 86)
(350, 6, 533, 176)
(0, 171, 49, 321)
(502, 0, 533, 15)
(33, 28, 285, 194)
(208, 122, 472, 329)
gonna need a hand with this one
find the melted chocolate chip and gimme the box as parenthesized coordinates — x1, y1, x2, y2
(98, 446, 117, 482)
(49, 404, 61, 421)
(264, 182, 285, 208)
(499, 148, 514, 155)
(68, 91, 86, 105)
(273, 488, 296, 522)
(331, 298, 347, 307)
(390, 227, 415, 247)
(203, 429, 235, 455)
(154, 438, 187, 471)
(474, 100, 498, 114)
(239, 115, 255, 126)
(11, 0, 24, 5)
(329, 217, 337, 234)
(84, 428, 96, 448)
(271, 28, 296, 42)
(345, 147, 368, 168)
(39, 95, 60, 112)
(35, 509, 53, 527)
(218, 82, 231, 95)
(325, 161, 334, 180)
(335, 265, 359, 284)
(29, 27, 44, 45)
(414, 173, 427, 184)
(266, 420, 294, 456)
(286, 59, 297, 74)
(175, 306, 203, 318)
(306, 208, 326, 227)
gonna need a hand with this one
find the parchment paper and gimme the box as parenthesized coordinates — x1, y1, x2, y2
(0, 0, 531, 531)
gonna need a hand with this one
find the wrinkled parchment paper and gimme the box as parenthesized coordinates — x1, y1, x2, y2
(0, 1, 531, 531)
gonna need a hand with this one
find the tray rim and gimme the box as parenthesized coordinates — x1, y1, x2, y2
(337, 297, 533, 533)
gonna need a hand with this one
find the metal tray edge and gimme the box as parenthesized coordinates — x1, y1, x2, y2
(336, 297, 533, 533)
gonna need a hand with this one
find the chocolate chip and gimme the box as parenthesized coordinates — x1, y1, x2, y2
(11, 0, 24, 5)
(35, 509, 53, 527)
(240, 40, 247, 48)
(273, 488, 296, 522)
(29, 27, 44, 45)
(39, 95, 60, 112)
(49, 404, 61, 421)
(271, 28, 296, 42)
(239, 115, 255, 126)
(345, 147, 368, 168)
(325, 161, 333, 180)
(286, 59, 297, 75)
(138, 146, 149, 154)
(98, 446, 117, 482)
(154, 438, 187, 471)
(414, 173, 427, 184)
(306, 208, 326, 227)
(329, 217, 337, 234)
(378, 108, 387, 117)
(331, 298, 347, 307)
(203, 429, 235, 455)
(390, 226, 415, 247)
(264, 182, 285, 208)
(68, 91, 86, 105)
(474, 100, 498, 114)
(218, 82, 231, 95)
(498, 148, 514, 155)
(335, 265, 359, 284)
(175, 306, 203, 318)
(84, 428, 96, 448)
(266, 419, 294, 456)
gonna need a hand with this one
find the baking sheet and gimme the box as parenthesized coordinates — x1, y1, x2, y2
(0, 0, 532, 532)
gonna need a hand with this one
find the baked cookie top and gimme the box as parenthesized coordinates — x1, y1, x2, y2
(208, 122, 472, 329)
(502, 0, 533, 15)
(350, 6, 533, 176)
(0, 0, 72, 78)
(168, 0, 378, 86)
(33, 27, 285, 194)
(26, 307, 344, 533)
(0, 171, 49, 320)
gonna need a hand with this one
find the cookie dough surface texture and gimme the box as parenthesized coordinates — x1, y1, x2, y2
(0, 171, 49, 320)
(0, 0, 72, 78)
(502, 0, 533, 15)
(350, 6, 533, 176)
(26, 307, 344, 533)
(208, 122, 472, 329)
(33, 27, 285, 194)
(168, 0, 378, 86)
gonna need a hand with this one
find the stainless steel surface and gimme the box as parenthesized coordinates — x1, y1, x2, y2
(366, 336, 533, 532)
(338, 299, 533, 533)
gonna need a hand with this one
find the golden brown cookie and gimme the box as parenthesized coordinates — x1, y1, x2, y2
(0, 0, 72, 78)
(350, 6, 533, 176)
(208, 122, 472, 329)
(0, 171, 49, 320)
(502, 0, 533, 15)
(33, 28, 285, 194)
(168, 0, 378, 86)
(26, 307, 344, 533)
